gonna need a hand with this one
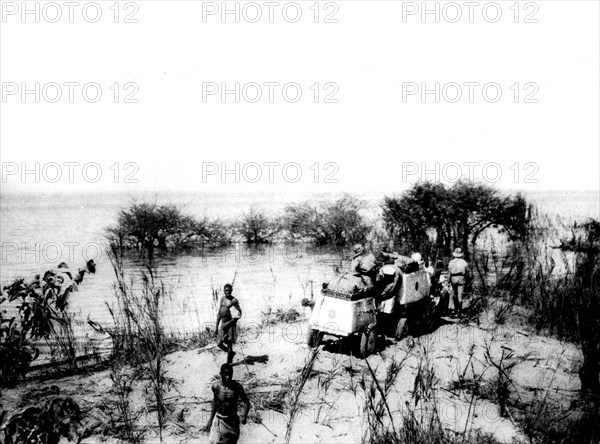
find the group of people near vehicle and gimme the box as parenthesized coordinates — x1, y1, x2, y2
(205, 243, 471, 444)
(350, 243, 470, 318)
(2, 241, 470, 444)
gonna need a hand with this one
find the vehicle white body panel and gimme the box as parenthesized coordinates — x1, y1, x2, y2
(310, 269, 431, 336)
(309, 294, 376, 337)
(398, 270, 430, 305)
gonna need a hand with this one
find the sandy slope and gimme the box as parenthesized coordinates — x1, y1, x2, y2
(0, 303, 581, 443)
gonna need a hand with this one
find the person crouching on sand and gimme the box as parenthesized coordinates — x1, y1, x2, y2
(203, 363, 250, 444)
(215, 283, 242, 365)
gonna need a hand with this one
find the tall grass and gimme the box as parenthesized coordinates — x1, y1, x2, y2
(261, 267, 278, 326)
(465, 214, 600, 442)
(314, 354, 341, 425)
(360, 346, 508, 444)
(284, 347, 320, 444)
(495, 217, 600, 396)
(89, 245, 174, 442)
(102, 361, 143, 443)
(48, 310, 77, 372)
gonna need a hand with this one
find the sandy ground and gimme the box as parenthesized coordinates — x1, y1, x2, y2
(0, 300, 582, 443)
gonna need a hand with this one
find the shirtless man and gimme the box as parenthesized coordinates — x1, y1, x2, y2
(215, 284, 242, 364)
(203, 363, 250, 444)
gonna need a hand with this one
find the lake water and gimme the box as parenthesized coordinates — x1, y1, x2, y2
(1, 190, 598, 359)
(0, 192, 351, 358)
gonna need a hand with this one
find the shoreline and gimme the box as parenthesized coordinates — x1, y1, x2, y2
(0, 299, 582, 443)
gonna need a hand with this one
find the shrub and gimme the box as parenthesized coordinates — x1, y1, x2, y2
(236, 205, 280, 243)
(1, 263, 90, 385)
(283, 194, 369, 246)
(0, 315, 39, 386)
(106, 202, 233, 260)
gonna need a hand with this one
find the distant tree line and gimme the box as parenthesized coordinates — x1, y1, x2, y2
(106, 203, 231, 261)
(105, 195, 371, 258)
(383, 181, 533, 260)
(106, 182, 532, 262)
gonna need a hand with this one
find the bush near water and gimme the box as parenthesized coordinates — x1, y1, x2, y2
(2, 181, 599, 443)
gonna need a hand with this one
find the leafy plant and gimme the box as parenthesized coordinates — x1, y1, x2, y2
(0, 314, 39, 386)
(1, 262, 94, 386)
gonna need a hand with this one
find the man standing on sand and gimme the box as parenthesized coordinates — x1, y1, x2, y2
(448, 248, 470, 317)
(203, 363, 250, 444)
(216, 284, 242, 364)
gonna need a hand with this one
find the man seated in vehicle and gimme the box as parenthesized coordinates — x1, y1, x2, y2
(350, 243, 377, 289)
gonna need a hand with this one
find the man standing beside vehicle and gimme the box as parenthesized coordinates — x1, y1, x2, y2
(448, 248, 470, 317)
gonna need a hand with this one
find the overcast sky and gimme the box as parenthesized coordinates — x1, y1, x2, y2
(1, 0, 599, 195)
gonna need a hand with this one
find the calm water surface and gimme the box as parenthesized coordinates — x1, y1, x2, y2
(1, 190, 598, 359)
(0, 193, 347, 356)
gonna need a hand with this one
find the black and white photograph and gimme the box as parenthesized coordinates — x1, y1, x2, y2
(1, 1, 599, 443)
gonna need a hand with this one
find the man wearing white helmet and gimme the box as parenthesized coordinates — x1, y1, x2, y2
(410, 252, 423, 266)
(448, 248, 470, 317)
(412, 253, 435, 284)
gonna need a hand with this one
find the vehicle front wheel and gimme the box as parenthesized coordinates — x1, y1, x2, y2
(358, 327, 377, 358)
(307, 328, 322, 348)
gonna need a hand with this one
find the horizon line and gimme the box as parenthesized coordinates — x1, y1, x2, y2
(1, 188, 599, 196)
